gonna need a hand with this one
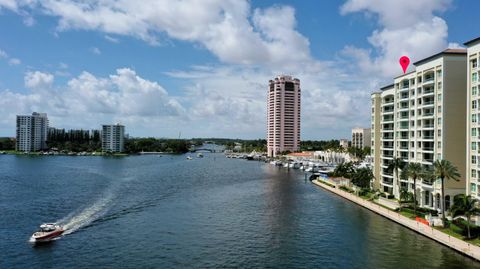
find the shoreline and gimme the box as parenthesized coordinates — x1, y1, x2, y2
(311, 179, 480, 262)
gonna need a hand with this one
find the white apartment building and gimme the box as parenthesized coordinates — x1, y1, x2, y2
(102, 124, 125, 153)
(372, 49, 467, 211)
(267, 75, 301, 157)
(339, 139, 349, 149)
(16, 112, 49, 152)
(351, 128, 371, 149)
(465, 37, 480, 198)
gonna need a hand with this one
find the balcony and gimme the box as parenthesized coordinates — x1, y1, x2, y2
(422, 101, 435, 107)
(423, 88, 435, 95)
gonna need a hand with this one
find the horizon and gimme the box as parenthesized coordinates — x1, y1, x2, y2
(0, 0, 479, 139)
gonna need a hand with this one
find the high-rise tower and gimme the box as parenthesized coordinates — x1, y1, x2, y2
(267, 75, 301, 157)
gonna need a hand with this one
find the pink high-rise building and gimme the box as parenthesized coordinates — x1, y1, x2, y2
(267, 75, 301, 157)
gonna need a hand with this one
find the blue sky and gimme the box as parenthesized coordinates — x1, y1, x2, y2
(0, 0, 478, 139)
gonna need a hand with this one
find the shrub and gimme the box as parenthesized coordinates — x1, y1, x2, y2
(452, 218, 480, 238)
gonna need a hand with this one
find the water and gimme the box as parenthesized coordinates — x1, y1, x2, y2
(1, 153, 479, 268)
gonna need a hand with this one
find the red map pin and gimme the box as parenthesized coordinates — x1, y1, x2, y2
(399, 56, 410, 74)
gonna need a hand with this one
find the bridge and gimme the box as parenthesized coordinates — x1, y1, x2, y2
(189, 148, 222, 153)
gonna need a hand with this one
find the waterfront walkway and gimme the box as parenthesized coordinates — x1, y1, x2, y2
(312, 179, 480, 261)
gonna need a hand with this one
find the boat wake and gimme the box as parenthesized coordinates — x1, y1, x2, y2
(58, 190, 116, 236)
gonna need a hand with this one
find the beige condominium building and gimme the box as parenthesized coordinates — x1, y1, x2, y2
(267, 75, 301, 157)
(371, 85, 393, 191)
(465, 37, 480, 198)
(351, 127, 371, 149)
(371, 49, 467, 212)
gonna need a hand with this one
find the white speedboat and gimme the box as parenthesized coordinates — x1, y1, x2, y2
(197, 153, 204, 158)
(30, 223, 64, 243)
(186, 156, 193, 160)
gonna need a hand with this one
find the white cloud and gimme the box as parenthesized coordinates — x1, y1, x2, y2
(0, 49, 7, 58)
(24, 71, 54, 89)
(59, 62, 68, 69)
(2, 0, 311, 66)
(0, 68, 185, 135)
(104, 35, 119, 43)
(90, 47, 101, 55)
(340, 0, 452, 78)
(8, 58, 21, 65)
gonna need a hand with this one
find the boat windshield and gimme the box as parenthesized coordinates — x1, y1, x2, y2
(40, 225, 56, 232)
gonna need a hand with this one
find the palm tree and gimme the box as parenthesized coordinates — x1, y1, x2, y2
(399, 188, 413, 210)
(402, 162, 423, 216)
(450, 194, 480, 239)
(434, 160, 461, 227)
(388, 157, 405, 198)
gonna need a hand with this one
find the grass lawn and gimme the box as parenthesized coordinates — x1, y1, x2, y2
(434, 223, 480, 247)
(316, 179, 336, 188)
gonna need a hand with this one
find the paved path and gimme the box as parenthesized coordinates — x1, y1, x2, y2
(312, 179, 480, 261)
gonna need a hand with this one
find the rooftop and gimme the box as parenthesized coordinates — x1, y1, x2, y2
(464, 37, 480, 47)
(413, 48, 467, 66)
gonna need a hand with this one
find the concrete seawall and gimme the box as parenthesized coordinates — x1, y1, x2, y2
(312, 179, 480, 261)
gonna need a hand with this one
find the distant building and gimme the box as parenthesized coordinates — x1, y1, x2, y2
(267, 75, 301, 157)
(339, 139, 349, 149)
(102, 124, 125, 153)
(16, 112, 49, 152)
(351, 128, 371, 149)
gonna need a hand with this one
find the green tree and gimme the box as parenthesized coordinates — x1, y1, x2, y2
(450, 194, 480, 239)
(402, 162, 423, 216)
(434, 160, 461, 227)
(387, 157, 405, 198)
(399, 188, 413, 209)
(333, 162, 355, 179)
(352, 167, 373, 189)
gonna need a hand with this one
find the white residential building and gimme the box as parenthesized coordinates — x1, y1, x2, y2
(16, 112, 49, 152)
(267, 75, 301, 157)
(102, 124, 125, 153)
(351, 128, 371, 149)
(339, 139, 349, 149)
(371, 48, 467, 212)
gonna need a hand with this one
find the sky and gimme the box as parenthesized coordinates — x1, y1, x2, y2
(0, 0, 478, 139)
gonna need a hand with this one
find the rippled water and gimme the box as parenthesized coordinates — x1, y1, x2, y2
(1, 153, 480, 268)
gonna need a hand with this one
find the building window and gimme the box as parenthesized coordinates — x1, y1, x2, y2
(473, 128, 478, 137)
(473, 142, 477, 151)
(473, 155, 477, 164)
(473, 114, 478, 123)
(438, 106, 442, 113)
(473, 59, 478, 69)
(438, 94, 442, 101)
(473, 86, 478, 96)
(472, 170, 477, 179)
(473, 73, 478, 83)
(438, 142, 441, 149)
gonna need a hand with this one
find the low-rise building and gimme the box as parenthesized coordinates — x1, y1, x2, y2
(339, 139, 349, 149)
